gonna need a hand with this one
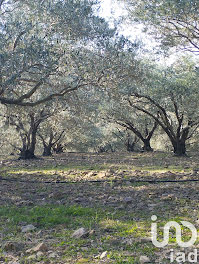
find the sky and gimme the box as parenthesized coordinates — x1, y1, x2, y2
(99, 0, 159, 52)
(99, 0, 124, 19)
(99, 0, 144, 40)
(98, 0, 179, 65)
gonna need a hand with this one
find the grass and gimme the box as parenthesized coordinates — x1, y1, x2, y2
(1, 151, 199, 263)
(7, 164, 107, 174)
(0, 204, 197, 263)
(0, 205, 158, 263)
(0, 205, 99, 229)
(3, 164, 191, 184)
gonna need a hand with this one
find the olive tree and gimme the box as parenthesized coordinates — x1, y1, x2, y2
(38, 109, 66, 156)
(0, 0, 115, 106)
(103, 93, 158, 151)
(128, 57, 199, 156)
(124, 0, 199, 53)
(6, 104, 57, 159)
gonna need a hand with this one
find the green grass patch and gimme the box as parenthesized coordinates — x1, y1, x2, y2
(0, 205, 102, 231)
(5, 164, 108, 178)
(130, 165, 190, 173)
(0, 204, 196, 263)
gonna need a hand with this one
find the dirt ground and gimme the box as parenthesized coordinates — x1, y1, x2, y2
(0, 151, 199, 263)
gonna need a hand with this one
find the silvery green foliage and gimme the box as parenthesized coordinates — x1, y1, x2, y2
(0, 0, 115, 106)
(127, 56, 199, 155)
(124, 0, 199, 53)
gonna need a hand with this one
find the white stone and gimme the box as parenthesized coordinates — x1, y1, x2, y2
(36, 251, 44, 258)
(48, 252, 58, 258)
(140, 255, 150, 263)
(71, 228, 88, 238)
(21, 224, 35, 233)
(100, 251, 107, 259)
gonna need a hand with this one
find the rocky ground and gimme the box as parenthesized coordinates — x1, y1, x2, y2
(0, 151, 199, 263)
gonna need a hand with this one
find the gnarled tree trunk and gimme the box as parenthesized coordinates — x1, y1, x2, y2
(9, 109, 54, 159)
(19, 149, 36, 159)
(128, 93, 195, 157)
(142, 139, 153, 152)
(39, 130, 65, 156)
(116, 120, 158, 152)
(171, 139, 187, 156)
(18, 126, 37, 159)
(43, 145, 53, 156)
(173, 141, 186, 156)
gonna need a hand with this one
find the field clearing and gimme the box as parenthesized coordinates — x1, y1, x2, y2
(0, 152, 199, 263)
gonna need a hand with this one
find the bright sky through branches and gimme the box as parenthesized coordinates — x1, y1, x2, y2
(99, 0, 124, 19)
(99, 0, 179, 65)
(99, 0, 157, 51)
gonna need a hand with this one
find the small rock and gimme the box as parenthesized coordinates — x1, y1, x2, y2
(123, 238, 134, 245)
(27, 254, 37, 260)
(4, 254, 18, 262)
(48, 252, 58, 258)
(89, 229, 95, 236)
(123, 251, 136, 257)
(100, 251, 107, 259)
(21, 224, 36, 233)
(74, 197, 82, 203)
(31, 242, 48, 253)
(148, 203, 156, 208)
(117, 205, 125, 210)
(97, 171, 107, 178)
(26, 248, 32, 254)
(36, 230, 44, 236)
(36, 251, 44, 258)
(86, 171, 97, 177)
(49, 192, 63, 199)
(81, 247, 89, 251)
(108, 168, 115, 173)
(140, 255, 150, 263)
(3, 242, 24, 252)
(18, 221, 27, 226)
(140, 237, 152, 243)
(123, 197, 133, 204)
(71, 228, 89, 238)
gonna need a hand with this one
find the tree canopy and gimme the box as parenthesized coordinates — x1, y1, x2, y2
(124, 0, 199, 53)
(0, 0, 114, 106)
